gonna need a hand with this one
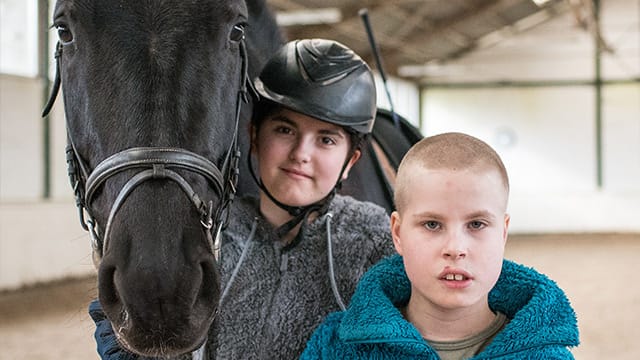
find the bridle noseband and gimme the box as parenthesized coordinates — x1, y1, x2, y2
(85, 147, 229, 258)
(43, 38, 252, 262)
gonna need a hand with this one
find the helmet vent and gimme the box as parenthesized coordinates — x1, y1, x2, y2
(297, 39, 363, 84)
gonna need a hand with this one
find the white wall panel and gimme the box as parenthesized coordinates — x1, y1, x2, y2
(0, 75, 43, 200)
(0, 0, 38, 77)
(602, 84, 640, 192)
(423, 86, 596, 192)
(422, 84, 640, 233)
(375, 75, 421, 128)
(0, 202, 94, 290)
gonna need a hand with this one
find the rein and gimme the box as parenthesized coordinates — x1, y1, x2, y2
(42, 36, 252, 262)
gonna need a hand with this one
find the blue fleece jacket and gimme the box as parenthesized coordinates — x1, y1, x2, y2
(301, 254, 579, 359)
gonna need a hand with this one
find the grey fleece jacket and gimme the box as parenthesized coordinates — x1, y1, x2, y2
(214, 194, 395, 359)
(89, 194, 393, 360)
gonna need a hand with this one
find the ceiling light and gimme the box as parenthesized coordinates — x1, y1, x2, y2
(531, 0, 552, 6)
(276, 8, 342, 26)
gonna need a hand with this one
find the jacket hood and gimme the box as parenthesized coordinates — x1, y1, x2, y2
(339, 254, 579, 357)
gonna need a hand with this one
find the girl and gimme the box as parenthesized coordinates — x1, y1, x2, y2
(90, 39, 395, 360)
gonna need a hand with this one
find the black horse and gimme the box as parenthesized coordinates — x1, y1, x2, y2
(45, 0, 420, 357)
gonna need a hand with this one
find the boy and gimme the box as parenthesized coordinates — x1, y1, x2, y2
(301, 132, 579, 359)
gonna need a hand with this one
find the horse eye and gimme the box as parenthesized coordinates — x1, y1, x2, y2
(229, 24, 245, 42)
(55, 24, 73, 44)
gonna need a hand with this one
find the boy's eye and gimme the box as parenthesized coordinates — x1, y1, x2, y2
(469, 221, 486, 230)
(423, 221, 440, 230)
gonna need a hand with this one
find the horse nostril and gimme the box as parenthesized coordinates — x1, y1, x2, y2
(197, 258, 220, 306)
(98, 265, 119, 306)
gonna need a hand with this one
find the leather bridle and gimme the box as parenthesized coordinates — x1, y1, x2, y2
(42, 35, 252, 262)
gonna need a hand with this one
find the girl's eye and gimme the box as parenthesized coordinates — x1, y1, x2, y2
(321, 136, 336, 146)
(469, 221, 486, 230)
(423, 221, 440, 231)
(55, 24, 73, 44)
(275, 126, 292, 135)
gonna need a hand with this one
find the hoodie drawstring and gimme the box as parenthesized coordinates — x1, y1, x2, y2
(219, 217, 258, 306)
(219, 214, 345, 312)
(325, 212, 346, 311)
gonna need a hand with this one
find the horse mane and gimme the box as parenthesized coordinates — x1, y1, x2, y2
(246, 0, 286, 78)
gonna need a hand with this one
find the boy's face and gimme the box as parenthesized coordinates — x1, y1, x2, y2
(391, 166, 509, 314)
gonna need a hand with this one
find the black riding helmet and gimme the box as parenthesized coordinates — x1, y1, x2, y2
(250, 39, 377, 239)
(253, 38, 377, 135)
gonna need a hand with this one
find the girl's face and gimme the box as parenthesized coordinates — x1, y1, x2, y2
(391, 166, 509, 316)
(253, 108, 360, 208)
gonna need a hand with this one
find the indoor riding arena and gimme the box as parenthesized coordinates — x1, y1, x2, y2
(2, 0, 639, 359)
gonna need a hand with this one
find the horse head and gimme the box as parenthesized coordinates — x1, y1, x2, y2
(47, 0, 280, 356)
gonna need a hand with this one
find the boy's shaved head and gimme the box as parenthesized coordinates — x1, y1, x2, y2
(394, 132, 509, 212)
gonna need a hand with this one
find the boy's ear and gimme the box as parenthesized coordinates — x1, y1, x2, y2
(502, 213, 510, 245)
(390, 211, 404, 255)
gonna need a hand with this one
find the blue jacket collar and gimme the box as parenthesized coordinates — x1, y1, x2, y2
(338, 254, 579, 357)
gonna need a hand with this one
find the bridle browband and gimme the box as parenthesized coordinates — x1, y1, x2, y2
(42, 35, 252, 262)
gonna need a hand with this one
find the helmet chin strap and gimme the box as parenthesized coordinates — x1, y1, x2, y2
(247, 151, 351, 239)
